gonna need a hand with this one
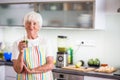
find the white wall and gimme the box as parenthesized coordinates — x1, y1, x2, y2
(0, 28, 3, 41)
(104, 14, 120, 68)
(1, 13, 120, 68)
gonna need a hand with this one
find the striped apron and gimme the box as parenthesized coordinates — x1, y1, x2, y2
(17, 45, 53, 80)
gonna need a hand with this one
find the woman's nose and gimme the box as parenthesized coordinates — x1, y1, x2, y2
(29, 23, 34, 28)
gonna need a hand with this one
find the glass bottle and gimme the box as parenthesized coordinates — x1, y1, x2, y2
(67, 47, 73, 64)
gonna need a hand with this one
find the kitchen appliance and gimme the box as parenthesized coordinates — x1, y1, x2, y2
(53, 72, 84, 80)
(56, 52, 68, 68)
(56, 35, 68, 68)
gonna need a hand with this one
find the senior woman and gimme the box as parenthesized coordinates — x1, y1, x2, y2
(12, 11, 54, 80)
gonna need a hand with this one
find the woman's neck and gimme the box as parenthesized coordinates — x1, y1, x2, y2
(27, 34, 38, 39)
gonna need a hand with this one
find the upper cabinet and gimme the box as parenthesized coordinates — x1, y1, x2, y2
(37, 2, 94, 29)
(94, 0, 106, 30)
(0, 3, 34, 26)
(0, 0, 106, 30)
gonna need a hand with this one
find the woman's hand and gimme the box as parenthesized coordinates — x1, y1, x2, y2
(13, 41, 28, 74)
(29, 56, 54, 74)
(22, 56, 54, 74)
(23, 64, 35, 74)
(18, 40, 28, 53)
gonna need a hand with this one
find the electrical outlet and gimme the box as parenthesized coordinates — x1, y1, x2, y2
(76, 40, 96, 47)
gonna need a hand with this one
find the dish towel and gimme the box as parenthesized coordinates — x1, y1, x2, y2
(17, 46, 53, 80)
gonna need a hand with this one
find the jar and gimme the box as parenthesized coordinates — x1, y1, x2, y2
(57, 35, 67, 52)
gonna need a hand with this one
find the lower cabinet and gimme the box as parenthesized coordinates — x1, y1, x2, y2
(0, 65, 17, 80)
(0, 66, 5, 80)
(5, 66, 17, 80)
(5, 77, 16, 80)
(53, 72, 118, 80)
(69, 75, 84, 80)
(53, 72, 69, 80)
(84, 76, 117, 80)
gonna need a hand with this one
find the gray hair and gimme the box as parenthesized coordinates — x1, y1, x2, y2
(23, 11, 43, 28)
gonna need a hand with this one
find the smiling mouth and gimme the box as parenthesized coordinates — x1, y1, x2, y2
(28, 29, 34, 31)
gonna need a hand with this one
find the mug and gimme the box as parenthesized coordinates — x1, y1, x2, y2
(4, 52, 12, 61)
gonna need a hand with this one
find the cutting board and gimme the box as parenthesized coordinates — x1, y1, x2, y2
(62, 65, 117, 73)
(62, 66, 95, 72)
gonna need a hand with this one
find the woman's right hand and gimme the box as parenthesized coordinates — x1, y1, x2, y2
(18, 40, 28, 53)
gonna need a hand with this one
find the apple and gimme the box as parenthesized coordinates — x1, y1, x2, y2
(75, 62, 82, 68)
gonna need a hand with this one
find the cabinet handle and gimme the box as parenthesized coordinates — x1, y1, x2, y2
(59, 74, 64, 78)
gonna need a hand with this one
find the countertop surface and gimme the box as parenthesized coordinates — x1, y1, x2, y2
(53, 67, 120, 80)
(0, 60, 13, 66)
(0, 60, 120, 79)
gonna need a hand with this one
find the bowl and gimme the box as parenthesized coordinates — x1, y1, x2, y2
(4, 52, 12, 61)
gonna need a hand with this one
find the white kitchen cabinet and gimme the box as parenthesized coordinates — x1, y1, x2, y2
(0, 65, 17, 80)
(35, 0, 106, 30)
(0, 0, 106, 30)
(5, 77, 16, 80)
(39, 0, 106, 30)
(5, 66, 17, 80)
(38, 2, 94, 29)
(53, 72, 84, 80)
(0, 4, 34, 26)
(94, 0, 106, 30)
(0, 66, 5, 80)
(69, 74, 84, 80)
(84, 76, 117, 80)
(106, 0, 120, 13)
(0, 0, 94, 4)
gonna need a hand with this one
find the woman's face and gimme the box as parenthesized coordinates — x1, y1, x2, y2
(25, 20, 40, 36)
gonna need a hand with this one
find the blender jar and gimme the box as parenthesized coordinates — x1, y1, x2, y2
(57, 36, 67, 52)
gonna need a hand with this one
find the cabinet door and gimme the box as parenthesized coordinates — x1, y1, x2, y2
(69, 75, 83, 80)
(84, 76, 117, 80)
(5, 66, 17, 78)
(37, 1, 94, 29)
(94, 0, 106, 30)
(5, 77, 16, 80)
(0, 0, 106, 30)
(0, 3, 34, 26)
(0, 66, 5, 80)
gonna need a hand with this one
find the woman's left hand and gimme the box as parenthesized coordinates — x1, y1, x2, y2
(23, 64, 35, 74)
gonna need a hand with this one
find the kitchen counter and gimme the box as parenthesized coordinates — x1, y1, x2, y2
(0, 60, 120, 80)
(0, 60, 13, 66)
(52, 68, 120, 80)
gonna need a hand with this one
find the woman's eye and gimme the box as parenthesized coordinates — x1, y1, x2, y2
(26, 21, 37, 26)
(34, 23, 36, 25)
(27, 22, 31, 25)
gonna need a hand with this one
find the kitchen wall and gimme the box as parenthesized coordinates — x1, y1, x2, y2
(1, 13, 120, 68)
(0, 29, 3, 41)
(104, 14, 120, 68)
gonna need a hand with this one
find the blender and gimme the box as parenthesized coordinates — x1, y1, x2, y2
(56, 35, 68, 68)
